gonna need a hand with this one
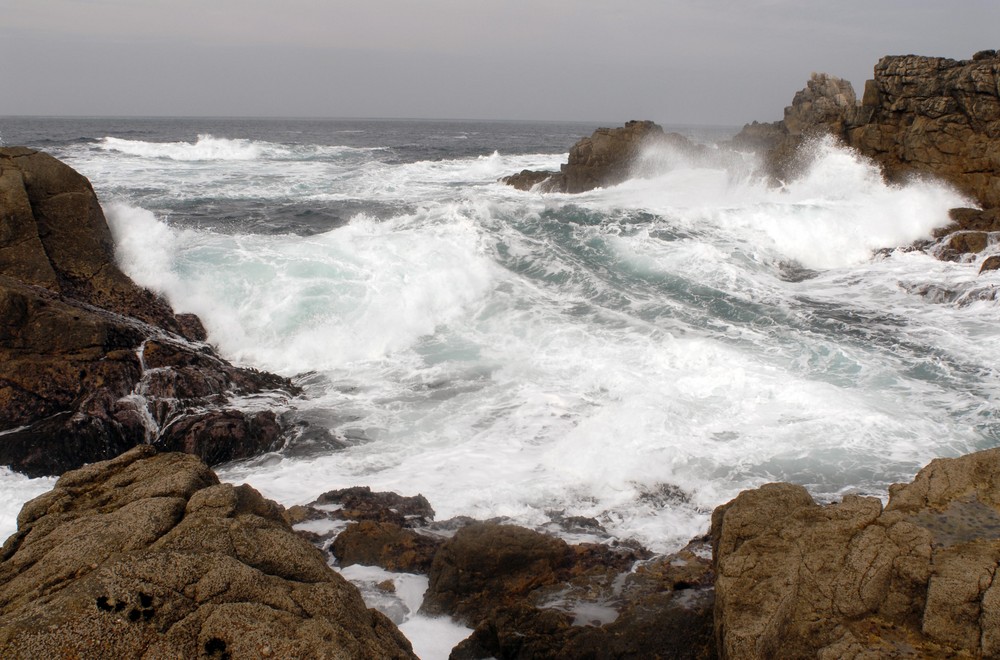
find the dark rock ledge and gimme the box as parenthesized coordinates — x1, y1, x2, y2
(0, 147, 299, 477)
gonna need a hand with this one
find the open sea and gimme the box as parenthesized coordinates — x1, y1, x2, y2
(2, 116, 999, 656)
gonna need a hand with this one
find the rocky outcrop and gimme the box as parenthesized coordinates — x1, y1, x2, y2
(502, 121, 707, 193)
(0, 445, 416, 658)
(848, 52, 1000, 209)
(0, 148, 297, 477)
(441, 529, 715, 660)
(711, 447, 1000, 659)
(411, 523, 712, 659)
(732, 53, 1000, 263)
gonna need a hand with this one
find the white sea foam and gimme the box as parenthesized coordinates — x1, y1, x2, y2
(0, 468, 56, 544)
(12, 132, 994, 562)
(98, 134, 378, 162)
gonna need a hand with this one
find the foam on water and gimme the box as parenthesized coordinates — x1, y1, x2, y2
(98, 134, 380, 162)
(6, 129, 998, 565)
(0, 467, 56, 543)
(96, 136, 1000, 554)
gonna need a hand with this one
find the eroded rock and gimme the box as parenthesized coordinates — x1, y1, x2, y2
(501, 121, 707, 193)
(711, 447, 1000, 659)
(0, 446, 416, 658)
(0, 148, 298, 476)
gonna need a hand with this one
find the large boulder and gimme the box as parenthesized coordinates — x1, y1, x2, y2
(712, 447, 1000, 659)
(0, 445, 416, 658)
(501, 121, 706, 193)
(0, 148, 297, 476)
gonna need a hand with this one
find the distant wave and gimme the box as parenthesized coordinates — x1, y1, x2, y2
(97, 135, 384, 162)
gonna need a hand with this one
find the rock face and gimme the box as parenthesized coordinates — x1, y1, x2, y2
(0, 148, 297, 477)
(712, 447, 1000, 659)
(849, 53, 1000, 209)
(501, 120, 706, 193)
(0, 445, 416, 658)
(734, 54, 1000, 208)
(419, 523, 714, 659)
(732, 52, 1000, 264)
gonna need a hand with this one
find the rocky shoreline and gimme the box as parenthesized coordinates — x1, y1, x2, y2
(3, 51, 1000, 658)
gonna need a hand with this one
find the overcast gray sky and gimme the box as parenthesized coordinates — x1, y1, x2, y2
(2, 1, 997, 125)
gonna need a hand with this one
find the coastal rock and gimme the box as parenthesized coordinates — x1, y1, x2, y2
(711, 447, 1000, 659)
(0, 446, 416, 658)
(847, 53, 1000, 209)
(314, 486, 436, 527)
(0, 148, 298, 477)
(502, 121, 706, 194)
(421, 523, 575, 624)
(980, 255, 1000, 274)
(449, 537, 715, 660)
(331, 520, 442, 574)
(732, 53, 1000, 261)
(0, 148, 179, 331)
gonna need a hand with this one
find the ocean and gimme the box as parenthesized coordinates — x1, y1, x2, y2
(2, 116, 998, 655)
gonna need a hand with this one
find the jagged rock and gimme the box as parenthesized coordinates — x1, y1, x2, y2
(313, 486, 436, 527)
(501, 121, 706, 194)
(500, 169, 557, 191)
(848, 53, 1000, 209)
(0, 149, 298, 477)
(422, 523, 575, 624)
(331, 521, 442, 574)
(711, 447, 1000, 659)
(785, 73, 859, 135)
(450, 538, 715, 660)
(0, 446, 416, 658)
(732, 53, 1000, 260)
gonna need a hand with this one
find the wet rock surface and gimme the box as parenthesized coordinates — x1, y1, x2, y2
(0, 148, 298, 476)
(712, 447, 1000, 659)
(502, 120, 708, 193)
(0, 446, 416, 659)
(291, 484, 712, 658)
(731, 53, 1000, 264)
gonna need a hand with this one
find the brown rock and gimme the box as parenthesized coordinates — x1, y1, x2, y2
(0, 148, 179, 330)
(501, 121, 707, 194)
(711, 447, 1000, 659)
(450, 537, 716, 660)
(421, 523, 574, 624)
(156, 409, 283, 466)
(500, 169, 557, 191)
(0, 446, 416, 658)
(980, 255, 1000, 273)
(331, 520, 442, 574)
(313, 486, 435, 527)
(847, 54, 1000, 209)
(0, 149, 299, 476)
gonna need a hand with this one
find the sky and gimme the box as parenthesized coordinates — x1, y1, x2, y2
(1, 0, 998, 125)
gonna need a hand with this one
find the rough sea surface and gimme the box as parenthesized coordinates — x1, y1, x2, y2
(2, 117, 999, 655)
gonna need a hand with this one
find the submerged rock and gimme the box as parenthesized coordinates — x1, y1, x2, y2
(0, 446, 416, 658)
(712, 447, 1000, 659)
(0, 148, 298, 477)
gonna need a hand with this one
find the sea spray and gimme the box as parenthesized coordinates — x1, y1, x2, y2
(4, 119, 998, 559)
